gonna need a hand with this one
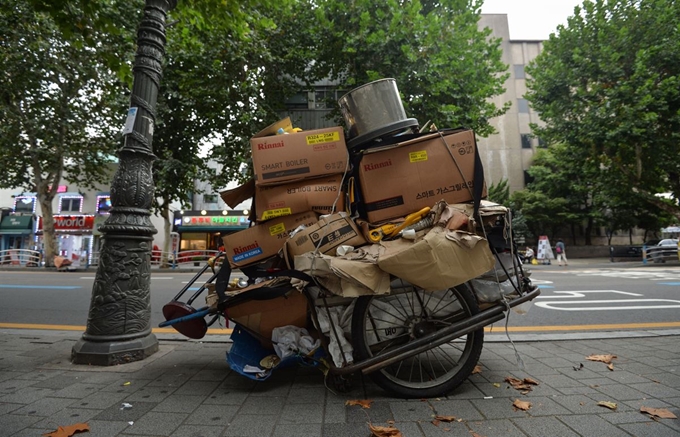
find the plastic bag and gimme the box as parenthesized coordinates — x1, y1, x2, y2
(272, 325, 320, 360)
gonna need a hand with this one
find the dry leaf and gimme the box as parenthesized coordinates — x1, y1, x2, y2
(432, 420, 440, 427)
(472, 365, 482, 374)
(597, 401, 618, 410)
(586, 354, 617, 364)
(435, 415, 457, 422)
(43, 423, 90, 437)
(523, 378, 539, 386)
(504, 376, 534, 392)
(640, 406, 678, 419)
(512, 399, 531, 411)
(345, 399, 373, 409)
(369, 423, 403, 437)
(607, 363, 614, 371)
(470, 433, 485, 437)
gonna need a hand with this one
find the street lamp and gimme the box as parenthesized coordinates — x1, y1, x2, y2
(72, 0, 178, 365)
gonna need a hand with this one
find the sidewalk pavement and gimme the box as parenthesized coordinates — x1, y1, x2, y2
(1, 327, 679, 437)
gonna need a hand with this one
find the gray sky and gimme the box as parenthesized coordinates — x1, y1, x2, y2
(480, 0, 584, 40)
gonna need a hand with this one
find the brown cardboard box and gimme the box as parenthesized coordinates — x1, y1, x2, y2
(251, 118, 348, 186)
(358, 129, 485, 222)
(255, 176, 346, 221)
(226, 285, 308, 346)
(221, 211, 318, 267)
(284, 213, 367, 264)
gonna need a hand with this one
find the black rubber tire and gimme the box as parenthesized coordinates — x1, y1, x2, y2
(351, 282, 484, 399)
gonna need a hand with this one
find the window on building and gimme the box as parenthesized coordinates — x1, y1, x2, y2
(97, 196, 112, 213)
(538, 137, 547, 148)
(517, 98, 530, 113)
(59, 197, 82, 213)
(514, 64, 525, 79)
(284, 92, 309, 109)
(524, 170, 534, 186)
(521, 134, 532, 149)
(203, 194, 218, 204)
(14, 196, 36, 213)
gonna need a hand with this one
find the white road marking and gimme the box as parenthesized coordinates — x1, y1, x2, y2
(536, 290, 643, 298)
(535, 299, 680, 311)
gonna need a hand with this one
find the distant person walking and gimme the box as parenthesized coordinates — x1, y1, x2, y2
(555, 239, 568, 266)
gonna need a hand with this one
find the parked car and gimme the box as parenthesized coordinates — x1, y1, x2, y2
(647, 239, 679, 263)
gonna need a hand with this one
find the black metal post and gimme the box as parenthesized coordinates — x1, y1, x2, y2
(72, 0, 177, 365)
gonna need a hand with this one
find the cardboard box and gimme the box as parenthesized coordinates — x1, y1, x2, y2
(256, 176, 346, 221)
(378, 227, 495, 291)
(251, 118, 348, 186)
(226, 285, 308, 346)
(284, 213, 367, 264)
(221, 211, 318, 267)
(358, 129, 485, 222)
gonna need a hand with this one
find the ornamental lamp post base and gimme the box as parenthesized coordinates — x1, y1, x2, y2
(71, 332, 159, 366)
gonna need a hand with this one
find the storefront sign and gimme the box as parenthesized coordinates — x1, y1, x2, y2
(181, 215, 249, 227)
(38, 215, 95, 231)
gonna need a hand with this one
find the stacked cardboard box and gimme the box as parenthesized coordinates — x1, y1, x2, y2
(220, 117, 352, 269)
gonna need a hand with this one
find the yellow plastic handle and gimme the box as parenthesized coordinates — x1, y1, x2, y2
(388, 207, 431, 237)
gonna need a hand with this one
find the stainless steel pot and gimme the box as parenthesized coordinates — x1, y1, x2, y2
(338, 78, 418, 149)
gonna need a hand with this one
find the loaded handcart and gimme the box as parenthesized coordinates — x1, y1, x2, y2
(160, 79, 540, 398)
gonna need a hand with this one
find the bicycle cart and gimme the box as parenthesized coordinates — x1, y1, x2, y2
(160, 218, 539, 399)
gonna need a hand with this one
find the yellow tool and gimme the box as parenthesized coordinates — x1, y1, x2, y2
(368, 207, 431, 243)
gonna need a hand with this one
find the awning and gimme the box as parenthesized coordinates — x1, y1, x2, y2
(0, 216, 34, 235)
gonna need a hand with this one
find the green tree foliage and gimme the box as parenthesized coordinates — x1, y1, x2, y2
(0, 1, 133, 266)
(526, 0, 680, 221)
(312, 0, 510, 136)
(487, 179, 509, 205)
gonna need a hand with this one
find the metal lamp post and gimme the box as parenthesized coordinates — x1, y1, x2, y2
(72, 0, 177, 365)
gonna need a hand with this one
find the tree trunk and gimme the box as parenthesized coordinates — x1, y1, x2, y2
(38, 195, 58, 267)
(584, 216, 593, 246)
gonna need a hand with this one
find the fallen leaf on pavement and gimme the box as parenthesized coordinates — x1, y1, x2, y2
(43, 423, 90, 437)
(512, 399, 531, 411)
(369, 423, 403, 437)
(472, 365, 482, 374)
(435, 415, 457, 422)
(469, 432, 485, 437)
(345, 399, 373, 409)
(607, 363, 614, 371)
(504, 376, 537, 392)
(597, 401, 617, 410)
(586, 354, 617, 364)
(640, 406, 677, 419)
(432, 420, 440, 427)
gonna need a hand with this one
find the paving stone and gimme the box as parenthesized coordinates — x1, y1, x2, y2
(600, 411, 656, 425)
(322, 422, 376, 437)
(224, 414, 276, 436)
(92, 400, 158, 421)
(152, 394, 205, 413)
(12, 396, 78, 416)
(203, 386, 250, 405)
(389, 400, 436, 422)
(32, 406, 103, 428)
(420, 419, 468, 436)
(10, 426, 57, 437)
(273, 423, 323, 437)
(629, 381, 680, 399)
(470, 397, 530, 420)
(534, 374, 584, 389)
(119, 411, 188, 436)
(286, 386, 327, 404)
(619, 421, 680, 437)
(0, 413, 43, 436)
(429, 399, 484, 421)
(278, 402, 324, 424)
(521, 396, 572, 416)
(346, 400, 393, 423)
(558, 414, 632, 436)
(51, 383, 100, 399)
(148, 372, 195, 388)
(184, 404, 240, 426)
(552, 394, 607, 414)
(590, 382, 650, 401)
(512, 416, 580, 436)
(323, 398, 347, 424)
(0, 378, 38, 393)
(170, 424, 225, 437)
(0, 401, 23, 414)
(76, 391, 128, 410)
(124, 384, 175, 403)
(0, 387, 54, 404)
(238, 395, 285, 415)
(464, 419, 527, 437)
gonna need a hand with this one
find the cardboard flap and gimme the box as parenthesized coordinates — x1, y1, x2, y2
(445, 230, 486, 249)
(252, 117, 293, 138)
(220, 179, 255, 208)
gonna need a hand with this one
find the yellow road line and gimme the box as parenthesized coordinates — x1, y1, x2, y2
(0, 323, 232, 334)
(2, 322, 680, 334)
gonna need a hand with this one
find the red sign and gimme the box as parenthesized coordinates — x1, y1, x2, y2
(38, 215, 95, 231)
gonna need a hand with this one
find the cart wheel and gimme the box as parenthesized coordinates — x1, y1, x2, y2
(351, 280, 483, 399)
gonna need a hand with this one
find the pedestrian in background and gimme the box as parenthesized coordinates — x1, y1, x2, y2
(555, 238, 568, 266)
